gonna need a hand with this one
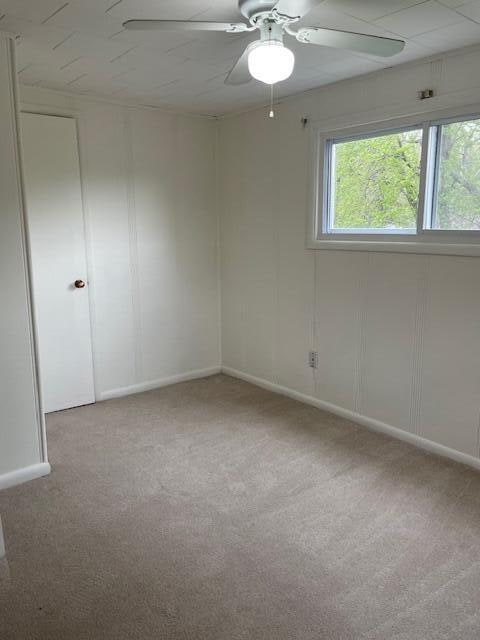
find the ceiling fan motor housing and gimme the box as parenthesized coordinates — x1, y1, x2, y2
(258, 21, 284, 43)
(124, 1, 406, 87)
(239, 0, 278, 20)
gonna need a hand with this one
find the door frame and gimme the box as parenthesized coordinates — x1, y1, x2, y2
(9, 42, 47, 467)
(19, 103, 98, 428)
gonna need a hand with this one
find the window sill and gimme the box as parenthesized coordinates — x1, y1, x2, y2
(307, 238, 480, 257)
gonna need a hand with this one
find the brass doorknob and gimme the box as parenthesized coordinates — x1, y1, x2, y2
(74, 280, 86, 289)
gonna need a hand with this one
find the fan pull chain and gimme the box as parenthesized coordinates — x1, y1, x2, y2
(269, 84, 274, 118)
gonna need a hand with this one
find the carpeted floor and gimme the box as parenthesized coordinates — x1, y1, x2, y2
(1, 374, 480, 639)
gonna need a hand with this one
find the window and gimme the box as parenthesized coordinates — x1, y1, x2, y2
(328, 128, 422, 234)
(313, 112, 480, 254)
(427, 118, 480, 231)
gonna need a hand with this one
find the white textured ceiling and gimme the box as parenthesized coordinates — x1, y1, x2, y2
(2, 0, 480, 115)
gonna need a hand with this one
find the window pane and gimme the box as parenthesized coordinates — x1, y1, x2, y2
(433, 119, 480, 230)
(330, 129, 422, 232)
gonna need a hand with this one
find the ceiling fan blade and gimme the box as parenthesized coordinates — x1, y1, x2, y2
(295, 26, 405, 57)
(274, 0, 325, 19)
(225, 43, 255, 86)
(123, 20, 249, 33)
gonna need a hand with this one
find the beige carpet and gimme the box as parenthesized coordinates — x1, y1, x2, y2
(1, 374, 480, 640)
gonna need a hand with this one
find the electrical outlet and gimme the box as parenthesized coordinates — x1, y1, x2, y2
(308, 351, 318, 369)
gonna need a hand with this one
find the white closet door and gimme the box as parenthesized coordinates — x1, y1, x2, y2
(21, 112, 95, 413)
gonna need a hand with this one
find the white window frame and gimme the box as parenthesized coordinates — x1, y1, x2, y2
(308, 109, 480, 256)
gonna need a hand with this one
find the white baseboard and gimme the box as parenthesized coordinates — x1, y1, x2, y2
(98, 366, 222, 401)
(0, 462, 51, 492)
(222, 366, 480, 472)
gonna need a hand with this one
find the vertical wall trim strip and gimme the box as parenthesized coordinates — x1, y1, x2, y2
(312, 248, 318, 398)
(272, 124, 280, 387)
(476, 411, 480, 459)
(173, 114, 185, 371)
(123, 109, 143, 384)
(214, 118, 223, 367)
(354, 254, 369, 414)
(410, 256, 428, 435)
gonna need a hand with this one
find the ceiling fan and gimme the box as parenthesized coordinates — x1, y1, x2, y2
(123, 0, 405, 86)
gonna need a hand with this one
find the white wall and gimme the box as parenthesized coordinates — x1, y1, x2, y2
(0, 35, 48, 488)
(5, 42, 480, 487)
(20, 86, 220, 401)
(219, 45, 480, 465)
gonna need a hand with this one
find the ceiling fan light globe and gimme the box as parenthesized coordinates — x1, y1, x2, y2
(247, 41, 295, 85)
